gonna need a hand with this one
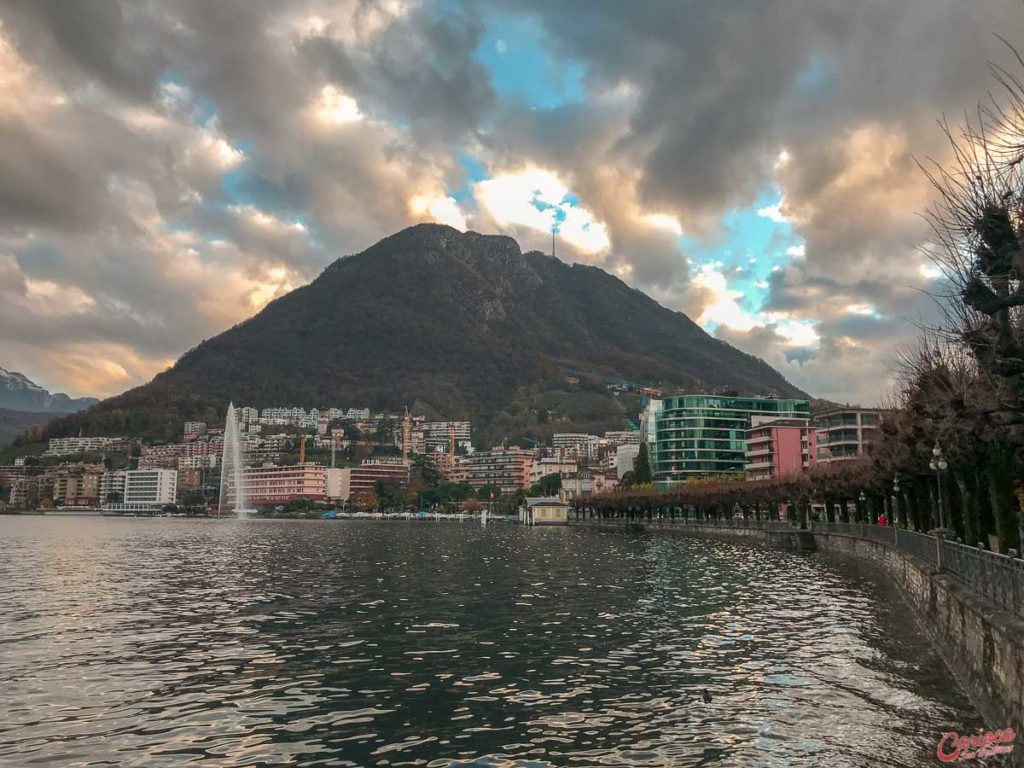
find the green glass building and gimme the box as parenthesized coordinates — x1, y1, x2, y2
(640, 395, 811, 483)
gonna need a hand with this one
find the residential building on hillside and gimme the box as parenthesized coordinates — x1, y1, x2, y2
(418, 421, 472, 454)
(178, 455, 219, 470)
(451, 448, 533, 494)
(0, 463, 30, 489)
(44, 436, 130, 456)
(552, 433, 601, 461)
(642, 395, 811, 483)
(238, 406, 260, 423)
(9, 476, 40, 508)
(744, 418, 817, 480)
(814, 407, 887, 463)
(528, 457, 578, 485)
(604, 430, 640, 445)
(140, 443, 186, 470)
(184, 421, 207, 439)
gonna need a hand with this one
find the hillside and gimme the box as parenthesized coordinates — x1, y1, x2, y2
(0, 408, 53, 447)
(40, 224, 807, 444)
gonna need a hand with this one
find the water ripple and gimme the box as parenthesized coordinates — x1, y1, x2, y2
(0, 517, 988, 767)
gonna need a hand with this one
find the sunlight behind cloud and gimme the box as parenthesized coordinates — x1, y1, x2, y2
(313, 84, 363, 125)
(693, 265, 759, 332)
(474, 167, 610, 254)
(409, 195, 467, 231)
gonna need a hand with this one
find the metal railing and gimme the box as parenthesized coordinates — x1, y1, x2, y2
(811, 521, 1024, 619)
(938, 538, 1024, 618)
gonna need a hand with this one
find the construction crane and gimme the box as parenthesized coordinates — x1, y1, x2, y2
(402, 406, 411, 462)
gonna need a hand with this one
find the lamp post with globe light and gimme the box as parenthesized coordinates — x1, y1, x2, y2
(929, 441, 949, 532)
(892, 473, 900, 528)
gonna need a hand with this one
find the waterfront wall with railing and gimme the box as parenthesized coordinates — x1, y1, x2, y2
(572, 516, 1024, 740)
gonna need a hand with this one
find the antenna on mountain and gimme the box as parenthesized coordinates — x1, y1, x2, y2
(551, 227, 556, 259)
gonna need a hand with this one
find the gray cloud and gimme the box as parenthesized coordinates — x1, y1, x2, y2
(0, 0, 1021, 403)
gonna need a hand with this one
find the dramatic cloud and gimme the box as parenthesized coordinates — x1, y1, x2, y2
(0, 0, 1022, 404)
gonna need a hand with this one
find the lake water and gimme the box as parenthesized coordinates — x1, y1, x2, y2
(0, 517, 984, 767)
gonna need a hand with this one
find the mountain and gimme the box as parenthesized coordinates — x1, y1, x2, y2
(0, 408, 53, 447)
(39, 224, 808, 444)
(0, 368, 98, 413)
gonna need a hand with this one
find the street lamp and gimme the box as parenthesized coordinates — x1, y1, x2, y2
(892, 473, 900, 527)
(929, 440, 949, 531)
(858, 490, 866, 523)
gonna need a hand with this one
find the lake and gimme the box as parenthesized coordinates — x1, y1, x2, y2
(0, 516, 983, 766)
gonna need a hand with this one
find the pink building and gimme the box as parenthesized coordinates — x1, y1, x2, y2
(230, 463, 326, 506)
(744, 419, 817, 480)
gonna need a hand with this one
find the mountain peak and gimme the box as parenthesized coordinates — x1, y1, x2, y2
(0, 367, 47, 393)
(0, 367, 98, 415)
(41, 225, 807, 443)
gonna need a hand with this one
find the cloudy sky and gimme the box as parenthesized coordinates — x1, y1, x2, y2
(1, 0, 1022, 404)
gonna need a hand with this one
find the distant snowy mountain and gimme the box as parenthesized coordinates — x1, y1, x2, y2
(0, 367, 98, 413)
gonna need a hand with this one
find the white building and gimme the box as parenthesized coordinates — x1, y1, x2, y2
(178, 455, 219, 470)
(604, 430, 640, 446)
(418, 421, 472, 454)
(105, 469, 178, 513)
(238, 407, 260, 423)
(614, 444, 641, 479)
(45, 436, 128, 456)
(528, 457, 578, 485)
(552, 433, 601, 461)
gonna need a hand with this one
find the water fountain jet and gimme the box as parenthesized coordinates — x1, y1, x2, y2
(218, 403, 250, 517)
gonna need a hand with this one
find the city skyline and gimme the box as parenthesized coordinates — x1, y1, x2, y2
(3, 2, 1024, 404)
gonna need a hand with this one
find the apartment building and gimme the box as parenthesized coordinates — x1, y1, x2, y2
(642, 395, 811, 483)
(329, 459, 411, 503)
(552, 433, 601, 461)
(102, 469, 178, 513)
(604, 430, 640, 446)
(528, 457, 578, 485)
(44, 436, 129, 456)
(49, 463, 105, 506)
(744, 418, 817, 480)
(451, 448, 533, 494)
(229, 463, 327, 507)
(814, 407, 886, 463)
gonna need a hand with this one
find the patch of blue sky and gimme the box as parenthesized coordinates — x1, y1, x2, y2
(218, 168, 299, 215)
(158, 72, 219, 126)
(450, 152, 488, 204)
(682, 189, 805, 316)
(474, 12, 585, 109)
